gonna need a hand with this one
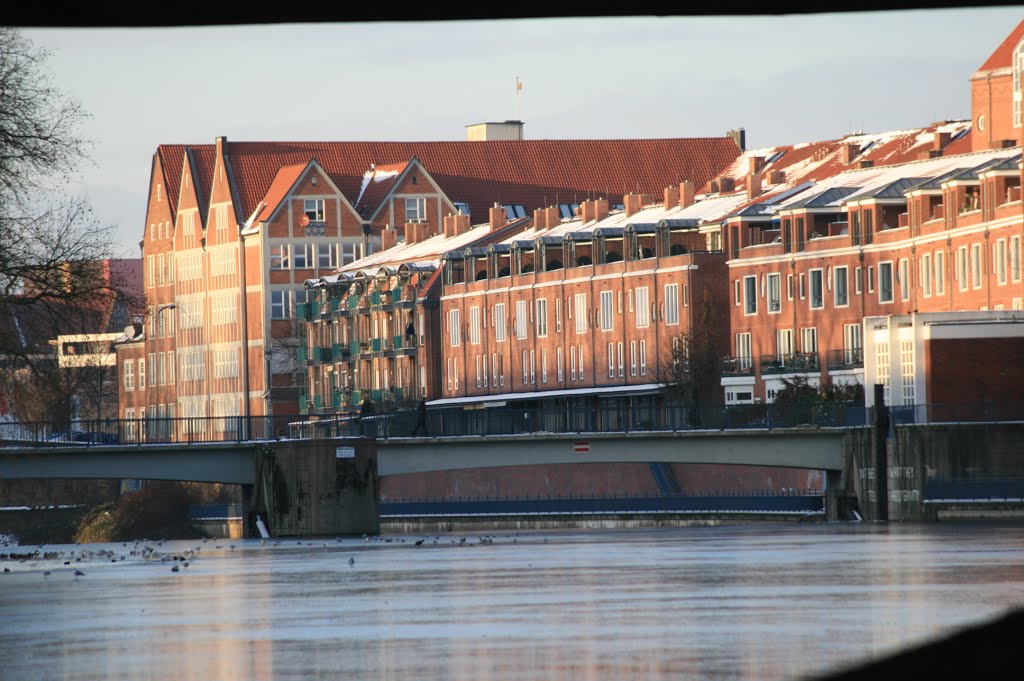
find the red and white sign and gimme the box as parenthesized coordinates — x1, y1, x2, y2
(574, 441, 590, 453)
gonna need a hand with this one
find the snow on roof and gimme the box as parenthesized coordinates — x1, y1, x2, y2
(336, 223, 495, 274)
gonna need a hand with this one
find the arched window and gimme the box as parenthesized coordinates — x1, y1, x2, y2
(670, 244, 688, 255)
(576, 255, 593, 266)
(605, 252, 623, 263)
(546, 259, 563, 271)
(475, 269, 488, 281)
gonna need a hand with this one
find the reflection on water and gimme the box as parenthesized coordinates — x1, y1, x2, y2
(3, 524, 1024, 681)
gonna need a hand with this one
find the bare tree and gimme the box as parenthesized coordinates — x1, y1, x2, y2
(0, 29, 129, 427)
(658, 289, 722, 408)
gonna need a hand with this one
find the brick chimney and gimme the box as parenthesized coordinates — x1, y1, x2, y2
(934, 131, 951, 151)
(404, 222, 425, 245)
(545, 206, 560, 228)
(841, 143, 859, 165)
(489, 203, 506, 231)
(681, 180, 695, 208)
(380, 226, 398, 251)
(748, 156, 765, 174)
(766, 169, 786, 185)
(719, 177, 735, 193)
(746, 173, 762, 199)
(452, 213, 471, 236)
(533, 208, 546, 229)
(594, 197, 609, 222)
(708, 179, 720, 194)
(623, 193, 642, 217)
(663, 185, 680, 210)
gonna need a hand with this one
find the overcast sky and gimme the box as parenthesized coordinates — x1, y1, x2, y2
(21, 7, 1024, 255)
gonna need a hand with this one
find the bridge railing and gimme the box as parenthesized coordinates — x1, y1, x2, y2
(3, 400, 1023, 446)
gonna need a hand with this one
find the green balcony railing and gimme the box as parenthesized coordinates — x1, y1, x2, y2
(297, 345, 308, 364)
(392, 335, 404, 350)
(371, 389, 383, 403)
(351, 390, 361, 405)
(350, 341, 361, 357)
(320, 346, 333, 363)
(332, 390, 342, 409)
(313, 394, 323, 410)
(371, 338, 383, 352)
(333, 342, 345, 359)
(347, 295, 360, 310)
(298, 394, 307, 412)
(393, 386, 404, 400)
(312, 346, 322, 363)
(370, 291, 382, 306)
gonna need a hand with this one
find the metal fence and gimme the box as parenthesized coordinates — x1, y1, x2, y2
(3, 400, 1024, 447)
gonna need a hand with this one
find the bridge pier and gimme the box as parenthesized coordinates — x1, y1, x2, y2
(250, 438, 379, 537)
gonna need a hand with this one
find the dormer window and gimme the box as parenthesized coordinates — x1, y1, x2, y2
(304, 199, 325, 222)
(503, 204, 527, 220)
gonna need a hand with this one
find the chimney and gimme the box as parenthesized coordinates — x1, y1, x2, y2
(489, 203, 506, 231)
(746, 173, 762, 199)
(215, 135, 227, 156)
(748, 156, 765, 174)
(581, 200, 594, 223)
(681, 180, 695, 208)
(623, 193, 642, 217)
(533, 208, 546, 229)
(453, 213, 471, 236)
(841, 143, 859, 165)
(404, 222, 426, 245)
(727, 127, 746, 151)
(594, 197, 609, 222)
(766, 169, 786, 185)
(545, 206, 560, 228)
(719, 177, 735, 193)
(934, 131, 951, 151)
(380, 226, 398, 251)
(708, 179, 719, 194)
(663, 185, 680, 210)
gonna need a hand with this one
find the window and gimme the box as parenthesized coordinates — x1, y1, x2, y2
(854, 266, 862, 295)
(743, 276, 757, 315)
(304, 199, 325, 222)
(635, 287, 650, 327)
(570, 346, 577, 380)
(469, 307, 481, 344)
(317, 243, 336, 269)
(957, 246, 968, 291)
(879, 262, 894, 303)
(630, 340, 637, 376)
(577, 345, 585, 380)
(495, 303, 507, 341)
(139, 357, 146, 390)
(834, 266, 848, 307)
(868, 266, 875, 293)
(996, 238, 1007, 285)
(541, 348, 548, 383)
(449, 309, 460, 346)
(639, 340, 647, 376)
(912, 255, 928, 300)
(600, 290, 615, 331)
(617, 341, 624, 377)
(900, 340, 915, 405)
(777, 329, 794, 356)
(292, 244, 312, 269)
(800, 326, 818, 354)
(147, 255, 154, 288)
(523, 351, 529, 383)
(406, 198, 426, 223)
(767, 274, 781, 313)
(665, 284, 680, 324)
(341, 243, 359, 266)
(536, 299, 548, 337)
(844, 323, 862, 353)
(736, 333, 752, 370)
(899, 259, 910, 301)
(799, 273, 806, 300)
(809, 269, 824, 309)
(503, 204, 527, 220)
(1010, 236, 1022, 283)
(168, 351, 175, 384)
(935, 250, 945, 295)
(734, 279, 741, 306)
(557, 347, 564, 381)
(575, 293, 588, 333)
(418, 312, 425, 346)
(123, 360, 134, 391)
(156, 254, 164, 286)
(972, 243, 983, 289)
(515, 300, 528, 339)
(271, 290, 291, 319)
(787, 274, 794, 301)
(555, 298, 562, 333)
(607, 343, 616, 378)
(270, 245, 290, 269)
(158, 352, 166, 386)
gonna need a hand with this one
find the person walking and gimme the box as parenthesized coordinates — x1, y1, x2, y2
(411, 399, 428, 436)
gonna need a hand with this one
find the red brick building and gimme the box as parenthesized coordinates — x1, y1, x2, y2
(118, 132, 740, 437)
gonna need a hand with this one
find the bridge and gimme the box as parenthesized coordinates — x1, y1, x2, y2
(4, 401, 1022, 534)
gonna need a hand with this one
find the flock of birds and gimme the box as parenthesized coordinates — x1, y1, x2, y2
(1, 531, 520, 578)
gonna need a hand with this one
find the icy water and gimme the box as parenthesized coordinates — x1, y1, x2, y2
(3, 523, 1024, 681)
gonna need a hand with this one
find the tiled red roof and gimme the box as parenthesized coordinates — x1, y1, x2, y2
(156, 145, 186, 213)
(158, 138, 740, 224)
(254, 164, 307, 222)
(355, 161, 411, 217)
(975, 19, 1024, 74)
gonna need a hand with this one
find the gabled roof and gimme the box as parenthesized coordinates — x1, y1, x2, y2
(354, 161, 410, 217)
(785, 186, 860, 210)
(974, 19, 1024, 76)
(253, 163, 308, 223)
(844, 177, 928, 202)
(158, 137, 741, 226)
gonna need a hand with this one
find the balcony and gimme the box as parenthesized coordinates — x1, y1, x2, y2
(826, 348, 864, 371)
(349, 341, 361, 357)
(332, 342, 348, 360)
(332, 390, 342, 409)
(370, 338, 383, 352)
(347, 295, 361, 310)
(313, 394, 323, 410)
(299, 394, 307, 412)
(295, 302, 312, 322)
(320, 345, 333, 363)
(759, 352, 819, 375)
(297, 344, 308, 364)
(721, 356, 754, 377)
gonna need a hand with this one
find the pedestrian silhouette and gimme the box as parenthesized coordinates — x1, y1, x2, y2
(411, 399, 428, 436)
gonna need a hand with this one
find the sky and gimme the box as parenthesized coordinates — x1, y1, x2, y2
(20, 7, 1024, 256)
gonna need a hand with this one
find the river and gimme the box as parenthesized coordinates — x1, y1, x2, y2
(2, 522, 1024, 681)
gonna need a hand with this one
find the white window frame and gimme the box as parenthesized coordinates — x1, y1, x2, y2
(575, 293, 588, 334)
(123, 360, 134, 391)
(809, 268, 824, 310)
(635, 287, 650, 328)
(536, 299, 548, 337)
(304, 198, 325, 222)
(665, 284, 680, 324)
(494, 303, 507, 341)
(899, 258, 910, 302)
(405, 197, 426, 223)
(270, 244, 290, 269)
(743, 276, 757, 315)
(449, 309, 461, 347)
(996, 238, 1007, 285)
(271, 290, 291, 319)
(921, 254, 932, 297)
(515, 300, 528, 340)
(767, 273, 781, 313)
(317, 243, 336, 269)
(972, 243, 983, 289)
(957, 246, 969, 292)
(935, 250, 946, 295)
(833, 266, 848, 307)
(600, 290, 615, 331)
(878, 262, 893, 303)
